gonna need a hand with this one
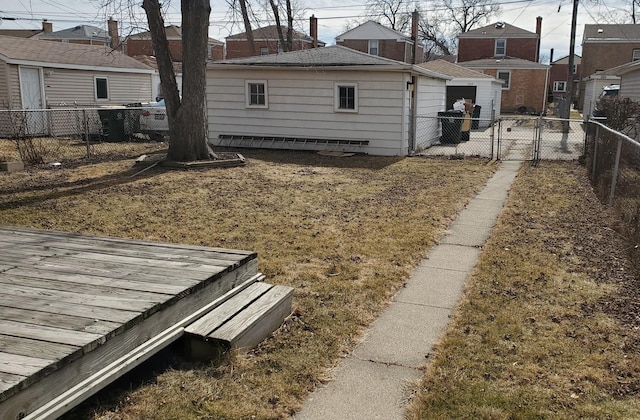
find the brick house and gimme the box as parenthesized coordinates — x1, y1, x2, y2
(225, 23, 324, 59)
(126, 25, 224, 61)
(335, 20, 424, 64)
(457, 18, 549, 114)
(549, 54, 581, 103)
(577, 24, 640, 110)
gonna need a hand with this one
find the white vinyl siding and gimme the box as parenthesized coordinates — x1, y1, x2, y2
(207, 69, 412, 156)
(620, 70, 640, 102)
(0, 63, 9, 108)
(414, 75, 447, 149)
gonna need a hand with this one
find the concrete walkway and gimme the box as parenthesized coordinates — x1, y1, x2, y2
(294, 160, 523, 420)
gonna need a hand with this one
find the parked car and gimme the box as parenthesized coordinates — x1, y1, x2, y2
(592, 84, 620, 118)
(139, 99, 168, 141)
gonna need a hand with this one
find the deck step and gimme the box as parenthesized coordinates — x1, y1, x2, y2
(185, 282, 294, 350)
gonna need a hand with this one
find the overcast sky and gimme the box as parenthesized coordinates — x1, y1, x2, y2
(0, 0, 632, 61)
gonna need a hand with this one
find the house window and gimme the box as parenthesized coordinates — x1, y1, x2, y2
(246, 80, 268, 108)
(633, 49, 640, 62)
(334, 83, 358, 112)
(495, 39, 506, 56)
(497, 71, 510, 89)
(572, 64, 577, 74)
(368, 40, 379, 55)
(207, 45, 213, 58)
(553, 81, 566, 92)
(95, 77, 109, 100)
(260, 47, 269, 56)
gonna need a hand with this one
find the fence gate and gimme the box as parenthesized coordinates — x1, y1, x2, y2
(497, 116, 538, 161)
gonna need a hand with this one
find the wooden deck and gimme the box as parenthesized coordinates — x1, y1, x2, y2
(0, 226, 260, 419)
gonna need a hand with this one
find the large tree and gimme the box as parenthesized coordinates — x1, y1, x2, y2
(141, 0, 211, 162)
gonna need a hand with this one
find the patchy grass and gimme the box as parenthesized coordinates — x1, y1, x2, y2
(0, 150, 496, 419)
(406, 161, 640, 419)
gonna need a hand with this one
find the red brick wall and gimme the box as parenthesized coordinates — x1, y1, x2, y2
(458, 38, 538, 62)
(225, 40, 315, 59)
(126, 39, 183, 61)
(337, 39, 423, 63)
(549, 63, 580, 97)
(483, 68, 547, 113)
(211, 44, 224, 61)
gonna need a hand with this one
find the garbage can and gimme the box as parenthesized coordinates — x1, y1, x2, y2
(471, 105, 481, 129)
(97, 107, 127, 142)
(461, 112, 471, 141)
(438, 111, 463, 144)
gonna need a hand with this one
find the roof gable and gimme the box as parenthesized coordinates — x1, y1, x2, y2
(583, 24, 640, 42)
(551, 54, 581, 65)
(0, 35, 152, 72)
(38, 25, 109, 42)
(458, 22, 538, 39)
(336, 21, 410, 42)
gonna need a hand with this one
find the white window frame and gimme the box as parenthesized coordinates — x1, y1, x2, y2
(245, 80, 268, 108)
(334, 82, 358, 113)
(633, 49, 640, 62)
(368, 40, 379, 56)
(497, 70, 510, 90)
(553, 81, 566, 92)
(495, 39, 506, 56)
(94, 76, 109, 100)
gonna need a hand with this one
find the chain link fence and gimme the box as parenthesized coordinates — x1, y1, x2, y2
(416, 114, 585, 161)
(0, 107, 167, 167)
(585, 120, 640, 255)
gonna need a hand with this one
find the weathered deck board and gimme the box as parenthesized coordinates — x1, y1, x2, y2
(0, 226, 258, 419)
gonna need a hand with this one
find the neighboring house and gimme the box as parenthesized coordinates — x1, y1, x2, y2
(578, 24, 640, 109)
(225, 23, 325, 59)
(457, 18, 543, 63)
(35, 24, 111, 46)
(460, 58, 548, 114)
(418, 60, 502, 126)
(0, 20, 53, 38)
(126, 25, 224, 61)
(0, 35, 153, 110)
(549, 54, 581, 103)
(207, 45, 450, 156)
(457, 18, 548, 114)
(335, 20, 424, 64)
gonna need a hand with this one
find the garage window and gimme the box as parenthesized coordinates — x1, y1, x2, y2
(497, 71, 510, 90)
(246, 80, 268, 108)
(95, 77, 109, 100)
(334, 83, 358, 112)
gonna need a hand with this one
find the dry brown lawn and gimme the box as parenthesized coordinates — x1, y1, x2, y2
(0, 150, 496, 419)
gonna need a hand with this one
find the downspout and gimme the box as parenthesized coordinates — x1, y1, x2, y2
(408, 73, 417, 155)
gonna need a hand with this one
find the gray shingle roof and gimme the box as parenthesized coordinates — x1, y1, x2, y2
(583, 24, 640, 41)
(0, 35, 152, 71)
(226, 25, 319, 44)
(459, 57, 548, 69)
(458, 22, 537, 39)
(37, 25, 110, 42)
(128, 25, 223, 44)
(214, 45, 409, 66)
(418, 60, 494, 79)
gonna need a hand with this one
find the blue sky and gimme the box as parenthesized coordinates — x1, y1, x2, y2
(0, 0, 633, 61)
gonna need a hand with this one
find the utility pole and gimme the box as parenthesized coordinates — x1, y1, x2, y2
(563, 0, 579, 132)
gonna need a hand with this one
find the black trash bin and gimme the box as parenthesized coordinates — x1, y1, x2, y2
(98, 107, 127, 142)
(471, 105, 481, 129)
(438, 111, 463, 144)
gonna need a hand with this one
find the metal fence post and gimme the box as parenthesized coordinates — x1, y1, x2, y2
(83, 109, 90, 158)
(496, 118, 501, 160)
(490, 104, 496, 160)
(608, 136, 623, 207)
(591, 124, 599, 181)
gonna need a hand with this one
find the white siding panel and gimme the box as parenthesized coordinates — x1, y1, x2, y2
(415, 75, 446, 150)
(7, 65, 22, 108)
(620, 70, 640, 102)
(207, 68, 409, 156)
(582, 76, 620, 121)
(0, 63, 8, 107)
(43, 68, 153, 107)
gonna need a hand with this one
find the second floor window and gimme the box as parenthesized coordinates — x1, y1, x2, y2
(553, 81, 566, 92)
(495, 39, 506, 56)
(633, 49, 640, 62)
(369, 40, 379, 56)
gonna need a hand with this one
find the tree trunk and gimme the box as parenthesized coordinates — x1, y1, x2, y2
(286, 0, 293, 51)
(239, 0, 256, 55)
(142, 0, 211, 162)
(269, 0, 287, 52)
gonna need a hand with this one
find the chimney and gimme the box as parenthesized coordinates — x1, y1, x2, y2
(535, 16, 542, 62)
(411, 9, 419, 64)
(108, 17, 119, 51)
(310, 15, 318, 48)
(550, 48, 554, 63)
(42, 19, 53, 33)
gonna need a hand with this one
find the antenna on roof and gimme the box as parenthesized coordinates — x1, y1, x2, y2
(495, 22, 505, 29)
